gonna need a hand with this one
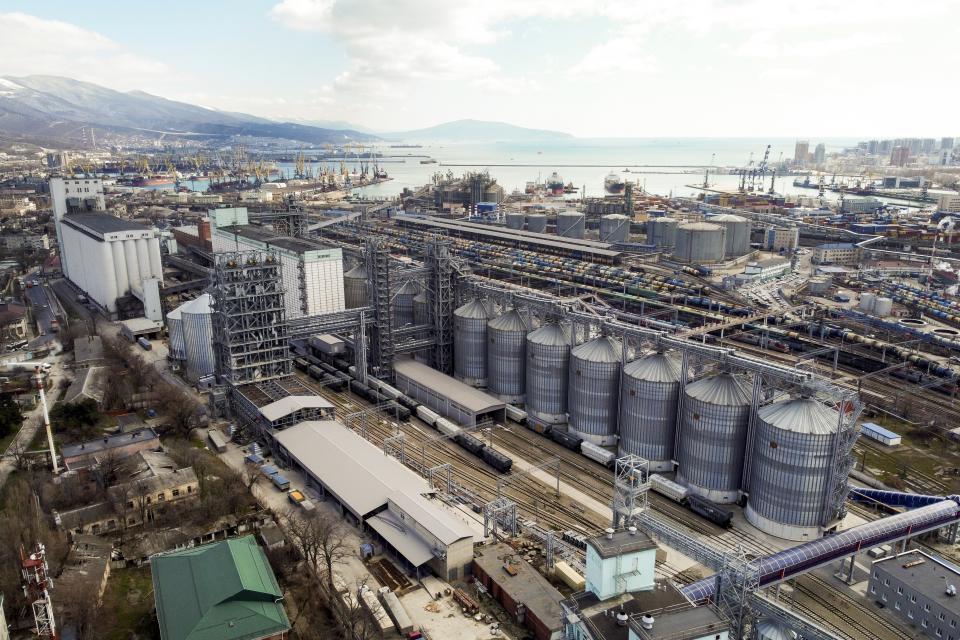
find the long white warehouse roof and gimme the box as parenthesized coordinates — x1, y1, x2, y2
(394, 359, 505, 415)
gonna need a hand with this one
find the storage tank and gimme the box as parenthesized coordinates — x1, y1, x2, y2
(526, 322, 571, 425)
(599, 214, 630, 243)
(527, 214, 547, 233)
(675, 373, 752, 504)
(413, 291, 430, 326)
(557, 212, 586, 239)
(874, 296, 893, 316)
(181, 293, 215, 382)
(487, 309, 529, 404)
(709, 213, 751, 257)
(672, 222, 726, 263)
(454, 299, 495, 387)
(505, 212, 525, 230)
(756, 621, 798, 640)
(618, 351, 682, 472)
(807, 277, 830, 295)
(344, 264, 368, 309)
(859, 292, 876, 313)
(744, 395, 844, 541)
(647, 217, 679, 248)
(166, 305, 186, 363)
(392, 281, 419, 328)
(568, 336, 622, 446)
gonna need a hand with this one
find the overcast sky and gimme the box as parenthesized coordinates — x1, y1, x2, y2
(0, 1, 957, 137)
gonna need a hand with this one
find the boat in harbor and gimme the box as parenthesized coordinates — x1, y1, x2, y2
(604, 171, 626, 194)
(420, 158, 438, 164)
(546, 171, 565, 196)
(563, 182, 578, 193)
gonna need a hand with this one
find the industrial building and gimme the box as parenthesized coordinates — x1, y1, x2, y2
(812, 243, 861, 265)
(743, 257, 792, 282)
(274, 420, 475, 580)
(394, 358, 506, 426)
(49, 176, 106, 280)
(58, 213, 164, 320)
(765, 226, 799, 252)
(210, 207, 345, 318)
(869, 550, 960, 640)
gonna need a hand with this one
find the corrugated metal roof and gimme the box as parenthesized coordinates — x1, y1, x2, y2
(454, 298, 494, 320)
(709, 214, 748, 222)
(259, 395, 334, 422)
(181, 293, 212, 316)
(366, 510, 435, 567)
(572, 336, 622, 363)
(623, 352, 681, 383)
(488, 308, 528, 331)
(758, 397, 839, 435)
(388, 490, 473, 545)
(397, 280, 420, 294)
(344, 264, 367, 278)
(685, 374, 750, 406)
(395, 359, 505, 414)
(678, 222, 723, 231)
(527, 322, 570, 346)
(63, 213, 151, 234)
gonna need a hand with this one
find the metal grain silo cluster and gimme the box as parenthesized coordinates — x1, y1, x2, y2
(525, 322, 571, 425)
(744, 395, 844, 540)
(709, 213, 751, 257)
(618, 351, 681, 472)
(567, 336, 622, 445)
(675, 373, 752, 504)
(672, 222, 726, 263)
(487, 309, 531, 404)
(454, 299, 495, 387)
(343, 264, 368, 309)
(599, 214, 630, 243)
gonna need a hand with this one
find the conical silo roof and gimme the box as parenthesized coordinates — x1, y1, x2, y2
(572, 336, 622, 363)
(685, 373, 750, 406)
(397, 280, 420, 295)
(488, 308, 527, 331)
(623, 351, 681, 382)
(454, 299, 493, 319)
(345, 264, 366, 278)
(757, 396, 839, 435)
(527, 322, 570, 346)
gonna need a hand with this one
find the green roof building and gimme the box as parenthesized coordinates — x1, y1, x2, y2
(151, 536, 290, 640)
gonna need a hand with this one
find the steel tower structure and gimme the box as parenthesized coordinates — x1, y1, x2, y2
(425, 235, 455, 373)
(20, 543, 57, 639)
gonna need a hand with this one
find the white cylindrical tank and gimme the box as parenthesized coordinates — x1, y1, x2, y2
(148, 236, 163, 279)
(136, 238, 151, 283)
(112, 240, 129, 296)
(874, 296, 893, 316)
(599, 214, 630, 243)
(124, 239, 141, 287)
(859, 292, 876, 313)
(672, 222, 726, 263)
(181, 294, 215, 382)
(709, 213, 751, 257)
(167, 305, 186, 362)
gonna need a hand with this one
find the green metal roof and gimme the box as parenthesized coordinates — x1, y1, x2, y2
(151, 536, 290, 640)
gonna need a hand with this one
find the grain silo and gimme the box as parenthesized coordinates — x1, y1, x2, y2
(558, 212, 586, 239)
(568, 335, 622, 445)
(413, 291, 430, 326)
(647, 217, 679, 248)
(744, 395, 845, 540)
(526, 322, 571, 425)
(709, 213, 751, 257)
(487, 309, 530, 404)
(599, 214, 630, 243)
(393, 280, 419, 328)
(343, 264, 368, 309)
(618, 351, 681, 472)
(505, 212, 525, 230)
(675, 373, 752, 504)
(527, 214, 548, 233)
(166, 304, 186, 365)
(181, 293, 215, 382)
(454, 299, 495, 387)
(672, 222, 726, 263)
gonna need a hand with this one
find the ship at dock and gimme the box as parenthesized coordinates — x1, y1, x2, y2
(604, 171, 625, 194)
(546, 171, 565, 196)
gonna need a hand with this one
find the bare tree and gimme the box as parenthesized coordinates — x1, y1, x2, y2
(156, 382, 203, 437)
(280, 509, 351, 592)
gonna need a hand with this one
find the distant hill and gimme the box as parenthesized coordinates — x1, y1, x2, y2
(0, 75, 377, 145)
(293, 119, 376, 134)
(386, 119, 573, 143)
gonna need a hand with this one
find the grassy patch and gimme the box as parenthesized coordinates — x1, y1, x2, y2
(99, 566, 157, 640)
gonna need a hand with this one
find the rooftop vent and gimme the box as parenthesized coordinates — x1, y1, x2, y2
(605, 528, 615, 540)
(947, 585, 957, 597)
(628, 526, 637, 536)
(641, 614, 655, 630)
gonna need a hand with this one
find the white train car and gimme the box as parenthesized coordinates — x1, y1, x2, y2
(416, 405, 440, 427)
(436, 417, 462, 438)
(580, 441, 616, 468)
(650, 473, 689, 504)
(505, 404, 528, 424)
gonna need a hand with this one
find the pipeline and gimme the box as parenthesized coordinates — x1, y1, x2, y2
(682, 497, 960, 603)
(849, 487, 960, 510)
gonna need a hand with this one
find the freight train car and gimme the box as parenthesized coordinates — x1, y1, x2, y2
(687, 494, 733, 528)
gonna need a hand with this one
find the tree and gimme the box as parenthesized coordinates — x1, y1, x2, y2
(156, 382, 204, 437)
(49, 398, 100, 440)
(0, 396, 23, 439)
(280, 508, 350, 592)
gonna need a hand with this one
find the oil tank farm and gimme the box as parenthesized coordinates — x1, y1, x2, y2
(647, 217, 679, 248)
(557, 212, 586, 239)
(567, 335, 622, 446)
(744, 395, 848, 540)
(599, 214, 630, 243)
(709, 213, 751, 257)
(526, 213, 547, 233)
(525, 322, 572, 426)
(618, 350, 681, 472)
(393, 280, 419, 328)
(344, 264, 368, 308)
(672, 222, 726, 263)
(506, 212, 525, 230)
(454, 299, 495, 387)
(675, 372, 752, 504)
(487, 308, 530, 404)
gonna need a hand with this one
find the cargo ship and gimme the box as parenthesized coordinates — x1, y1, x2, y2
(546, 172, 565, 196)
(604, 172, 626, 195)
(130, 175, 175, 187)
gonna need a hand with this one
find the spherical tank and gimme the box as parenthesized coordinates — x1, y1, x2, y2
(487, 309, 530, 403)
(454, 299, 495, 387)
(393, 280, 419, 328)
(709, 214, 751, 257)
(505, 212, 525, 230)
(558, 212, 586, 239)
(527, 214, 548, 233)
(343, 264, 368, 309)
(647, 217, 679, 248)
(618, 351, 681, 472)
(675, 373, 751, 504)
(568, 336, 623, 446)
(600, 214, 630, 243)
(526, 322, 571, 425)
(672, 222, 726, 263)
(744, 396, 843, 540)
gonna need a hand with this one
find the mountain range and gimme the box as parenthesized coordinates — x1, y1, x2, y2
(0, 75, 375, 146)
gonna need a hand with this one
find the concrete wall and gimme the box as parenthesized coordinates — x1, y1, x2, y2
(585, 546, 657, 601)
